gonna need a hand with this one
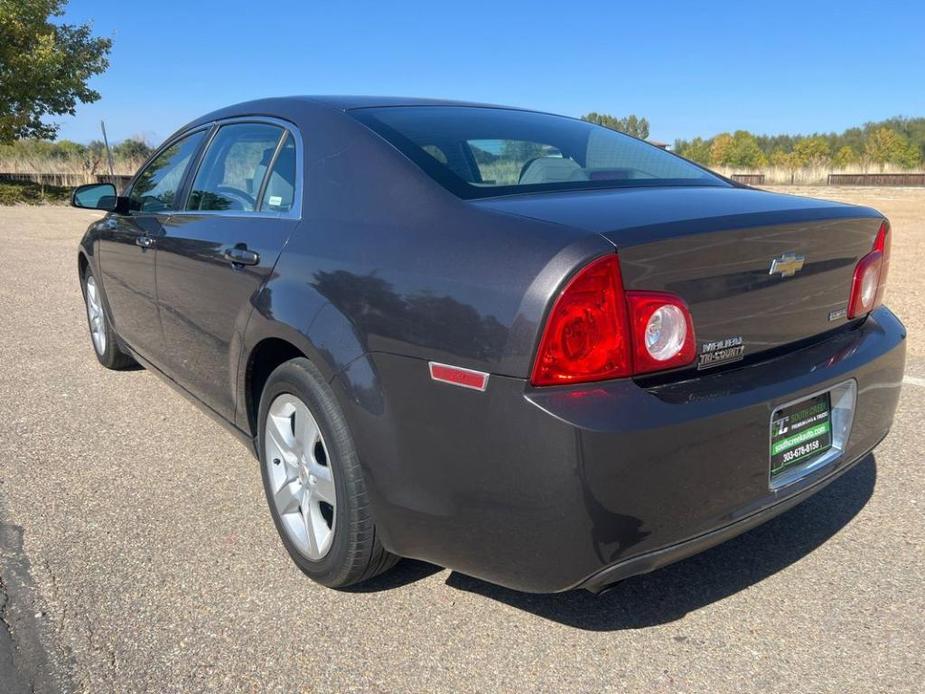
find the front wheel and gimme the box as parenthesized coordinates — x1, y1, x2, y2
(258, 357, 398, 587)
(81, 268, 136, 370)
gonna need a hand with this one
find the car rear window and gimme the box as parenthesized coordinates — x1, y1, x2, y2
(351, 106, 725, 199)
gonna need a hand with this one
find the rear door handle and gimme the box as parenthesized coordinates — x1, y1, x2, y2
(224, 246, 259, 266)
(135, 235, 154, 248)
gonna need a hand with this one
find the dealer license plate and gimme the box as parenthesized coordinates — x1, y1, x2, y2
(770, 392, 833, 480)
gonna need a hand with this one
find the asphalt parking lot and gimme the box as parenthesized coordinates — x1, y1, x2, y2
(1, 189, 924, 692)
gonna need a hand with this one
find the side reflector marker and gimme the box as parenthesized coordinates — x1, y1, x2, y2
(428, 362, 489, 391)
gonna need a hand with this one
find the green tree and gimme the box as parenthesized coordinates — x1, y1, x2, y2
(727, 130, 767, 168)
(0, 0, 111, 141)
(501, 140, 546, 161)
(623, 114, 649, 140)
(832, 145, 859, 169)
(581, 112, 650, 139)
(468, 143, 497, 165)
(709, 133, 734, 166)
(53, 139, 87, 160)
(674, 137, 711, 165)
(840, 127, 866, 157)
(793, 136, 830, 169)
(868, 116, 925, 164)
(864, 127, 920, 170)
(113, 138, 153, 163)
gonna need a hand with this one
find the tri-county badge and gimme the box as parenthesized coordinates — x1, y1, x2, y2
(698, 336, 745, 370)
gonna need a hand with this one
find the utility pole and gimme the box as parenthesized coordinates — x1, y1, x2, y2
(100, 120, 115, 181)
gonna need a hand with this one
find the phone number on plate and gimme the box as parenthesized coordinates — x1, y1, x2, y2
(781, 439, 822, 463)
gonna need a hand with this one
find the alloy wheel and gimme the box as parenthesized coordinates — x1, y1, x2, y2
(85, 275, 107, 355)
(264, 393, 336, 560)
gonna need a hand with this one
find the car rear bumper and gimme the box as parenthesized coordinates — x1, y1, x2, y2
(578, 441, 878, 593)
(348, 307, 906, 593)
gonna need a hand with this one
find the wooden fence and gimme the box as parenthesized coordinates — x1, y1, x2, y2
(0, 172, 133, 189)
(827, 173, 925, 186)
(731, 174, 766, 185)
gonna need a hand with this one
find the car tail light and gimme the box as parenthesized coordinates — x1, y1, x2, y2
(873, 221, 890, 307)
(530, 255, 631, 386)
(626, 291, 696, 374)
(847, 221, 890, 319)
(531, 254, 695, 386)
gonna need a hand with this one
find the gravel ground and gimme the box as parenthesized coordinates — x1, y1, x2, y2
(0, 188, 923, 693)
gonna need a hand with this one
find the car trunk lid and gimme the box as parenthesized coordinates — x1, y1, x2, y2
(474, 186, 885, 367)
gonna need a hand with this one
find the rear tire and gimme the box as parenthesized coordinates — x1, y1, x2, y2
(81, 267, 137, 370)
(258, 357, 398, 588)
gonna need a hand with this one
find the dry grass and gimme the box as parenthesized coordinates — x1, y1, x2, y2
(478, 160, 521, 185)
(0, 149, 144, 187)
(0, 155, 139, 176)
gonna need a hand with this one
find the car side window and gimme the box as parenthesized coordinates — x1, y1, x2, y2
(129, 131, 205, 213)
(187, 123, 284, 213)
(257, 133, 296, 213)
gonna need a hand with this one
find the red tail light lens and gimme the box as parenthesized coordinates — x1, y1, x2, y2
(848, 221, 890, 319)
(531, 255, 631, 386)
(531, 254, 695, 386)
(873, 221, 890, 307)
(626, 292, 696, 374)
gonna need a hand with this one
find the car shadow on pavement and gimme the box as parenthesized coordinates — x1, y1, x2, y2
(444, 455, 877, 631)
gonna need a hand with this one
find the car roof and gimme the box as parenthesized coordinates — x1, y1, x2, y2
(183, 95, 527, 128)
(179, 96, 531, 136)
(300, 95, 519, 111)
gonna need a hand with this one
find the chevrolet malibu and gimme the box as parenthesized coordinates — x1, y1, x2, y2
(72, 97, 906, 593)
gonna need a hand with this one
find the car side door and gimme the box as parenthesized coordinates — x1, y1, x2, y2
(155, 119, 302, 421)
(97, 130, 207, 361)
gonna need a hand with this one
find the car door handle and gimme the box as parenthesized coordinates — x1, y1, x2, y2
(224, 247, 259, 266)
(135, 235, 154, 248)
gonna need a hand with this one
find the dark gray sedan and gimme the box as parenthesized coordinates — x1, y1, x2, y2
(72, 97, 905, 593)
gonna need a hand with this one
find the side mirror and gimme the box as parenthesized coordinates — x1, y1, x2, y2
(72, 183, 117, 211)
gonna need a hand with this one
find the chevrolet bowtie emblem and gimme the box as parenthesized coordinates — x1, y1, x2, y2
(769, 253, 805, 278)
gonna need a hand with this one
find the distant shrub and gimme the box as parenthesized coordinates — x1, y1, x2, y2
(0, 181, 70, 205)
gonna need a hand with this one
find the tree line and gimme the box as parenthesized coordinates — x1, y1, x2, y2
(581, 113, 650, 140)
(0, 137, 154, 175)
(673, 117, 924, 173)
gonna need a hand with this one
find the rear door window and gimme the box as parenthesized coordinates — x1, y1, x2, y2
(130, 130, 206, 212)
(257, 133, 296, 213)
(187, 123, 285, 212)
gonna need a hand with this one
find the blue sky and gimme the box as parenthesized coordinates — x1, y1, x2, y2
(56, 0, 924, 146)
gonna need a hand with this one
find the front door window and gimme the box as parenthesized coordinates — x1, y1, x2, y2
(129, 131, 206, 213)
